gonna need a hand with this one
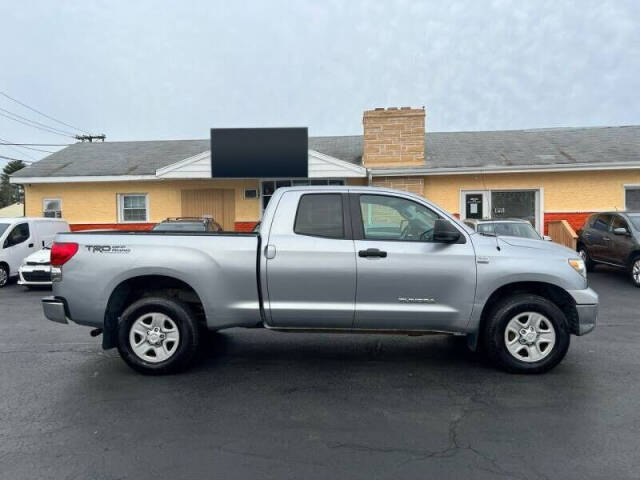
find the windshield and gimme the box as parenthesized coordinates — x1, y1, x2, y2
(0, 224, 9, 236)
(628, 214, 640, 231)
(477, 222, 541, 239)
(152, 222, 205, 232)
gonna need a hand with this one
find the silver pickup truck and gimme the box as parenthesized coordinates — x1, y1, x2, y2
(42, 186, 597, 375)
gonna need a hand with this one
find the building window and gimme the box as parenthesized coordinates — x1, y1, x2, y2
(118, 194, 148, 222)
(625, 187, 640, 210)
(260, 179, 345, 211)
(42, 198, 62, 218)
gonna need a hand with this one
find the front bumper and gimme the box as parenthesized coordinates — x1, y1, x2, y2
(567, 287, 598, 336)
(42, 296, 70, 324)
(19, 265, 52, 286)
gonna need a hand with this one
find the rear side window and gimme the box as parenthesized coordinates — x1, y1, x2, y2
(294, 194, 344, 239)
(593, 214, 612, 231)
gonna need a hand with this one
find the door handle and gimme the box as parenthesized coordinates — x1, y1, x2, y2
(358, 248, 387, 258)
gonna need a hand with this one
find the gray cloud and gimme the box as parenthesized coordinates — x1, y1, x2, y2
(1, 0, 639, 167)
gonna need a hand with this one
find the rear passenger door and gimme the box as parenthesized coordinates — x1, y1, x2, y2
(265, 191, 357, 328)
(587, 214, 612, 262)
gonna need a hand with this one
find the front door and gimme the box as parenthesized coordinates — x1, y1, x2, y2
(352, 193, 476, 332)
(3, 222, 36, 275)
(181, 188, 235, 230)
(605, 214, 634, 265)
(265, 191, 356, 328)
(464, 192, 485, 220)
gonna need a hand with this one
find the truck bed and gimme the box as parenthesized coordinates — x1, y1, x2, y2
(53, 231, 262, 331)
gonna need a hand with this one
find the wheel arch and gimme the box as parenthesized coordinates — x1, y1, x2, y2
(470, 281, 578, 351)
(625, 249, 640, 267)
(103, 275, 205, 349)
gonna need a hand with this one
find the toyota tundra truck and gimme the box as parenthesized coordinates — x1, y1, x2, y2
(42, 186, 597, 375)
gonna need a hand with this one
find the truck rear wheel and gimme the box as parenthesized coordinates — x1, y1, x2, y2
(482, 294, 570, 374)
(117, 296, 200, 374)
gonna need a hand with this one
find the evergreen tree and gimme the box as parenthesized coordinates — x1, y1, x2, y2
(0, 160, 26, 207)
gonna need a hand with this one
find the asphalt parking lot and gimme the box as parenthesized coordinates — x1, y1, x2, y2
(1, 269, 639, 480)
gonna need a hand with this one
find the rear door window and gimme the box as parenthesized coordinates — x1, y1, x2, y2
(592, 214, 612, 232)
(294, 194, 344, 239)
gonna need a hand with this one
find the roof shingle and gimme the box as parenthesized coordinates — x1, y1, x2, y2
(11, 125, 640, 178)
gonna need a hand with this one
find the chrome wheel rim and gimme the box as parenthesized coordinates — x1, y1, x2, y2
(633, 260, 640, 284)
(129, 312, 180, 363)
(0, 268, 7, 286)
(579, 249, 588, 262)
(504, 312, 556, 363)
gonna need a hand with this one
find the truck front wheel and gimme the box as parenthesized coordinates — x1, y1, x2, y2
(117, 296, 201, 374)
(482, 294, 570, 374)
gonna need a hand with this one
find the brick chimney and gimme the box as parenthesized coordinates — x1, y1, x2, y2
(362, 107, 425, 168)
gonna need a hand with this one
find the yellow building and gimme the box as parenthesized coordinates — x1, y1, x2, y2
(10, 108, 640, 235)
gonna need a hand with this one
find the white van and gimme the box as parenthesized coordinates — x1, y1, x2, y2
(0, 218, 70, 287)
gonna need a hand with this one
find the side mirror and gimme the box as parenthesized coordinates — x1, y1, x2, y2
(433, 219, 462, 243)
(543, 235, 552, 241)
(613, 227, 629, 236)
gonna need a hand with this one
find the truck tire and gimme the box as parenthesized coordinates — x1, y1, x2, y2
(117, 296, 200, 375)
(482, 294, 570, 374)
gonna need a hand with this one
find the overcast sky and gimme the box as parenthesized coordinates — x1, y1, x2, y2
(1, 0, 639, 167)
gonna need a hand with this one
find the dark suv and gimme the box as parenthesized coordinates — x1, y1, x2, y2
(577, 212, 640, 286)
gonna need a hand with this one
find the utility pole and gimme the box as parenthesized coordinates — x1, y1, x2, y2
(75, 134, 106, 142)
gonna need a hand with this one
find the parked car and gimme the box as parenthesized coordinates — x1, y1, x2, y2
(0, 217, 69, 287)
(152, 217, 222, 232)
(43, 186, 596, 375)
(19, 242, 54, 289)
(464, 218, 551, 241)
(577, 211, 640, 287)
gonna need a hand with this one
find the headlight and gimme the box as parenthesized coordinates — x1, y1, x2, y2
(568, 258, 586, 277)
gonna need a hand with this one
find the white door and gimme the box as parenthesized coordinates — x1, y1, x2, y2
(3, 222, 36, 275)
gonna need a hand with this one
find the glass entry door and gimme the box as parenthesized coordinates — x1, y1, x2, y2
(464, 192, 487, 220)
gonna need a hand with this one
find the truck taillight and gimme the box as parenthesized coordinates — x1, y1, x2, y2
(51, 242, 79, 266)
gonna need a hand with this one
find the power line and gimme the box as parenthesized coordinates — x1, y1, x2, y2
(0, 137, 54, 154)
(0, 143, 71, 146)
(0, 154, 33, 164)
(0, 106, 77, 137)
(0, 111, 76, 138)
(0, 141, 37, 160)
(0, 90, 90, 134)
